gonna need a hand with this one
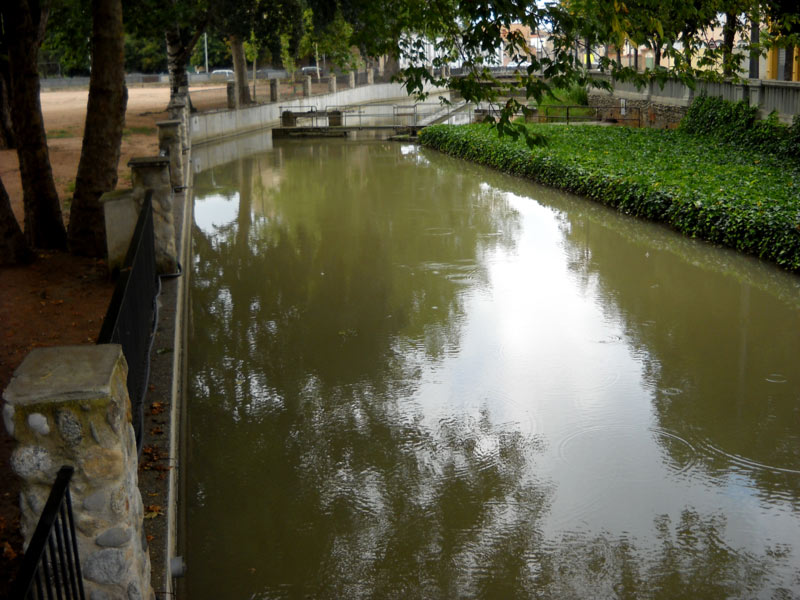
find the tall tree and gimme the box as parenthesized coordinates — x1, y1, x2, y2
(0, 0, 67, 249)
(124, 0, 208, 102)
(67, 0, 127, 256)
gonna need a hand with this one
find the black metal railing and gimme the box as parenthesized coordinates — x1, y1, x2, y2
(11, 466, 85, 600)
(97, 191, 158, 450)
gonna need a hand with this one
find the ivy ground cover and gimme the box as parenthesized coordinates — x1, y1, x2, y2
(419, 123, 800, 271)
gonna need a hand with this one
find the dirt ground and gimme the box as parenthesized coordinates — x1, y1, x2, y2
(0, 83, 226, 594)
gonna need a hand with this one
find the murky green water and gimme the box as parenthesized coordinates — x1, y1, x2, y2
(186, 135, 800, 599)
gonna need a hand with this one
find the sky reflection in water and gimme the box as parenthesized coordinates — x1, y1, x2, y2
(188, 137, 800, 599)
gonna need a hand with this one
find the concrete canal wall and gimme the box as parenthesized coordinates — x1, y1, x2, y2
(190, 82, 444, 144)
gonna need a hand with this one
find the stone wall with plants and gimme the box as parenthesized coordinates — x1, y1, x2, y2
(419, 102, 800, 271)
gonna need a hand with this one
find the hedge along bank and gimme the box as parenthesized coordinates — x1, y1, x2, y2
(419, 119, 800, 272)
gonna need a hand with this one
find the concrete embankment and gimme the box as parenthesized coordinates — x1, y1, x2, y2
(190, 82, 444, 144)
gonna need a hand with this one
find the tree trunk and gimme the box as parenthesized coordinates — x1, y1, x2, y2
(634, 46, 639, 71)
(784, 45, 794, 81)
(749, 15, 760, 79)
(166, 26, 191, 97)
(722, 12, 737, 78)
(0, 67, 15, 149)
(2, 0, 67, 249)
(165, 26, 204, 111)
(0, 33, 16, 149)
(230, 34, 251, 107)
(585, 37, 591, 68)
(0, 175, 32, 265)
(67, 0, 127, 256)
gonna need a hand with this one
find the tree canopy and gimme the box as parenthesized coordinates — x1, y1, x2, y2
(2, 0, 798, 264)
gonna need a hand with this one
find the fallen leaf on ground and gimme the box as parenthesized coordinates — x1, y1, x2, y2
(144, 505, 164, 519)
(3, 542, 18, 560)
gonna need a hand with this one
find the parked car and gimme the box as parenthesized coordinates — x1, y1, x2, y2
(255, 68, 288, 79)
(211, 69, 234, 79)
(299, 65, 324, 78)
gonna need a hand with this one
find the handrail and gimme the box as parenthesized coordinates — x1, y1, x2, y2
(11, 466, 85, 600)
(97, 190, 157, 450)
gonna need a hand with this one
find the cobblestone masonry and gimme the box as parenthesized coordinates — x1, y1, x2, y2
(588, 93, 689, 129)
(3, 345, 154, 600)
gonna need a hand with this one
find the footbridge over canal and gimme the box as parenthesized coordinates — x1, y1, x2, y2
(273, 101, 473, 137)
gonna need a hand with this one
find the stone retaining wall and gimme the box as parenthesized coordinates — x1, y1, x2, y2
(589, 74, 800, 127)
(588, 93, 688, 129)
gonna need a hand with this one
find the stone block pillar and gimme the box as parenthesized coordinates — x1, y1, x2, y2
(349, 71, 356, 89)
(101, 190, 138, 274)
(156, 120, 183, 190)
(270, 79, 280, 103)
(303, 75, 312, 97)
(128, 156, 177, 274)
(367, 68, 374, 85)
(166, 94, 188, 153)
(747, 80, 762, 107)
(328, 76, 337, 94)
(3, 345, 154, 600)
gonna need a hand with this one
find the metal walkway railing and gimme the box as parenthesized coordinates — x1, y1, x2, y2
(11, 466, 85, 600)
(97, 191, 158, 451)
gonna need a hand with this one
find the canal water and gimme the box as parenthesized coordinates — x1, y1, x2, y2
(186, 135, 800, 598)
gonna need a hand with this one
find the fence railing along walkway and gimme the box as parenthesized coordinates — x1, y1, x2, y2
(10, 466, 85, 600)
(97, 191, 158, 451)
(278, 102, 474, 129)
(534, 104, 642, 126)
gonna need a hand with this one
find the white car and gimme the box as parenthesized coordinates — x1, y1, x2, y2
(211, 69, 234, 79)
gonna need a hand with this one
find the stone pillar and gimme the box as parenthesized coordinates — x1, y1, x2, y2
(303, 75, 312, 97)
(128, 156, 177, 274)
(270, 78, 280, 102)
(328, 76, 337, 94)
(3, 345, 154, 600)
(166, 94, 187, 153)
(367, 68, 374, 85)
(156, 120, 183, 190)
(328, 110, 342, 127)
(747, 80, 762, 106)
(100, 190, 137, 274)
(281, 111, 297, 127)
(349, 71, 356, 89)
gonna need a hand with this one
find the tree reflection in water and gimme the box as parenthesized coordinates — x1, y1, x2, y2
(187, 141, 798, 599)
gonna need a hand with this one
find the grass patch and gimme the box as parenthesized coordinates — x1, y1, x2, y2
(47, 129, 75, 139)
(123, 126, 157, 137)
(419, 122, 800, 271)
(66, 180, 76, 193)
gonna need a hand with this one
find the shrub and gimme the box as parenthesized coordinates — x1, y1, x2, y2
(679, 95, 800, 160)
